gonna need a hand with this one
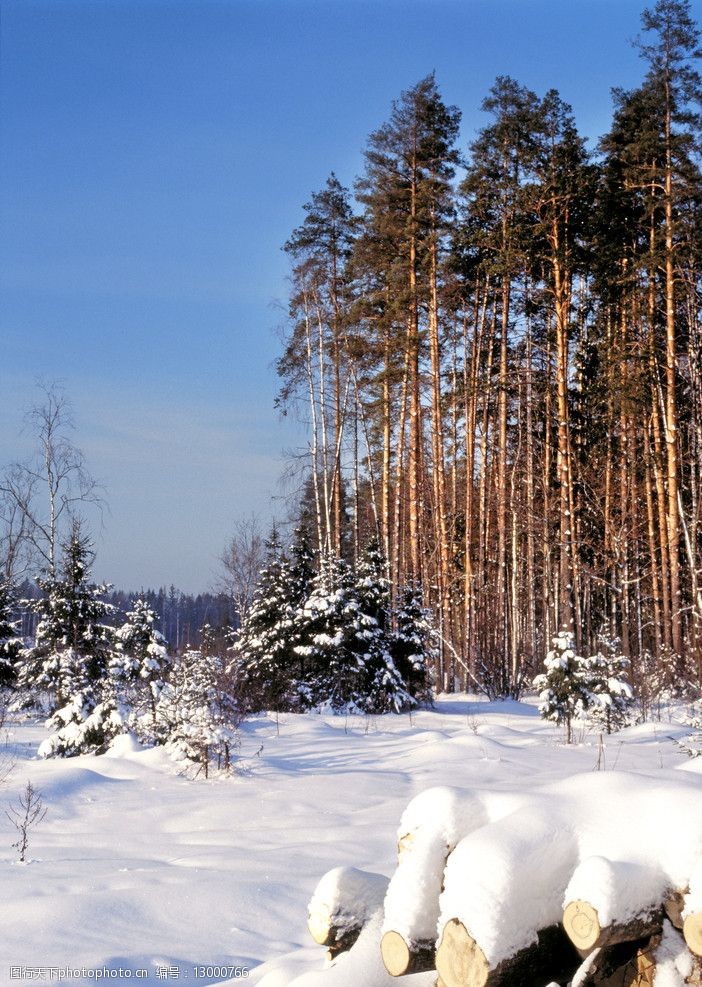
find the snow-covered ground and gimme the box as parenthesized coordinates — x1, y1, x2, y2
(0, 696, 699, 987)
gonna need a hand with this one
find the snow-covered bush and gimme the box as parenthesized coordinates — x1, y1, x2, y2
(648, 646, 697, 711)
(158, 647, 240, 776)
(585, 638, 635, 733)
(38, 671, 127, 757)
(21, 524, 120, 757)
(110, 599, 171, 743)
(533, 630, 594, 743)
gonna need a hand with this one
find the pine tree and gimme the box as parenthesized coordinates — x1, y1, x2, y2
(279, 176, 357, 557)
(20, 522, 113, 706)
(390, 584, 435, 705)
(533, 630, 594, 743)
(0, 581, 23, 689)
(354, 540, 412, 713)
(459, 77, 541, 685)
(111, 599, 171, 743)
(639, 0, 702, 662)
(585, 638, 635, 734)
(24, 523, 120, 757)
(234, 529, 299, 712)
(355, 75, 461, 634)
(158, 648, 239, 776)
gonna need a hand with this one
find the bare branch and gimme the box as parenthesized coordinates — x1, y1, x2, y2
(219, 515, 266, 624)
(0, 382, 105, 579)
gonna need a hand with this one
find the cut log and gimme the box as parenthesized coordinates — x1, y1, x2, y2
(307, 866, 388, 958)
(308, 902, 363, 954)
(380, 929, 435, 976)
(684, 912, 702, 957)
(385, 787, 510, 969)
(435, 918, 579, 987)
(563, 899, 662, 952)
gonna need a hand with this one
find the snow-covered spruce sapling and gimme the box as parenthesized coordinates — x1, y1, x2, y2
(26, 522, 124, 757)
(533, 630, 593, 743)
(233, 528, 300, 713)
(19, 521, 114, 711)
(294, 549, 415, 714)
(354, 542, 414, 714)
(157, 647, 239, 777)
(110, 598, 170, 743)
(585, 638, 635, 734)
(6, 780, 47, 863)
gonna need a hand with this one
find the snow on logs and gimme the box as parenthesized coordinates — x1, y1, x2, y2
(307, 866, 388, 958)
(562, 857, 672, 952)
(433, 772, 702, 987)
(380, 786, 522, 977)
(305, 773, 702, 984)
(435, 800, 581, 987)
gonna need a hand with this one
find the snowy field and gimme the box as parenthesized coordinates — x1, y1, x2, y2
(1, 695, 700, 987)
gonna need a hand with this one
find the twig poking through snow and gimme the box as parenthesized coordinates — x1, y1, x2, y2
(6, 780, 47, 863)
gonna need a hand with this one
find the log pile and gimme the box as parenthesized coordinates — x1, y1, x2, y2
(305, 776, 702, 985)
(380, 786, 521, 979)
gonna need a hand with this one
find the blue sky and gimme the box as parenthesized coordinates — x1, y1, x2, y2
(1, 0, 699, 592)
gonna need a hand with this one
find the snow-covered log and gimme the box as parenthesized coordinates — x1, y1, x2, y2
(380, 931, 435, 977)
(435, 917, 578, 987)
(562, 857, 670, 951)
(435, 798, 579, 982)
(307, 866, 388, 957)
(380, 786, 521, 977)
(684, 912, 702, 958)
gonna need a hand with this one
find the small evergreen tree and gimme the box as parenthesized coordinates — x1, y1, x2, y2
(111, 599, 171, 743)
(24, 523, 119, 757)
(19, 522, 113, 710)
(585, 638, 635, 734)
(295, 549, 414, 714)
(294, 553, 360, 710)
(158, 648, 239, 776)
(354, 541, 412, 713)
(533, 630, 594, 743)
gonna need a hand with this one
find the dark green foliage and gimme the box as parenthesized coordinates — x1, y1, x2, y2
(390, 585, 435, 705)
(0, 581, 22, 688)
(235, 536, 434, 715)
(234, 528, 300, 711)
(20, 521, 113, 711)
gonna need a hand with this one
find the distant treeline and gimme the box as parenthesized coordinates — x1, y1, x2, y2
(13, 580, 236, 653)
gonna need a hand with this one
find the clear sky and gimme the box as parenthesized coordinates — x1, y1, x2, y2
(1, 0, 700, 593)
